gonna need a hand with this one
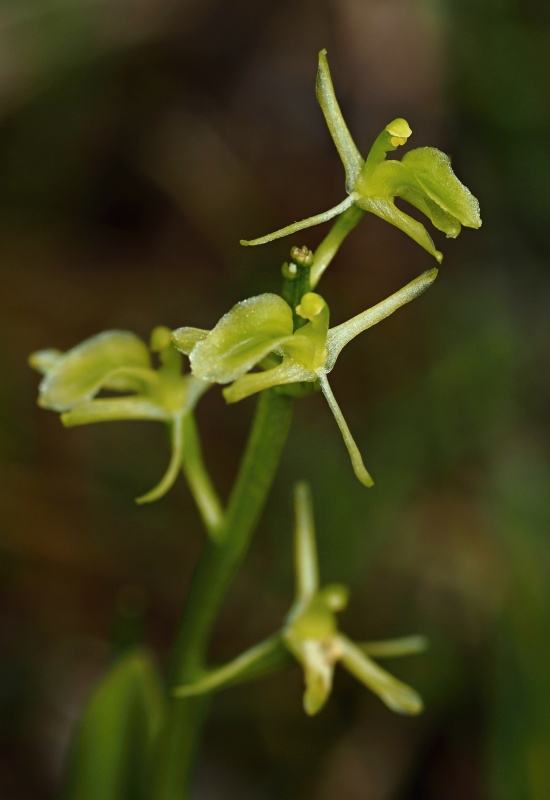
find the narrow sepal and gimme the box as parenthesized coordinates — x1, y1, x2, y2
(317, 373, 374, 487)
(135, 415, 184, 504)
(240, 194, 357, 247)
(315, 49, 364, 193)
(326, 268, 438, 369)
(173, 635, 288, 697)
(360, 635, 428, 658)
(180, 414, 224, 539)
(339, 634, 424, 715)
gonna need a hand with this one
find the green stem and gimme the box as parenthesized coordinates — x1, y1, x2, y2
(151, 389, 293, 800)
(310, 204, 365, 288)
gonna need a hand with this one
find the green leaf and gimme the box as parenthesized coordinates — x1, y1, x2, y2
(190, 294, 294, 383)
(37, 332, 151, 412)
(61, 650, 166, 800)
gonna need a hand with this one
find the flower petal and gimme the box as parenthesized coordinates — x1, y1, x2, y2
(398, 185, 462, 238)
(223, 360, 313, 404)
(339, 634, 424, 715)
(29, 349, 63, 374)
(61, 397, 169, 426)
(401, 147, 481, 229)
(357, 196, 443, 263)
(37, 331, 151, 412)
(190, 294, 294, 383)
(295, 639, 338, 716)
(171, 327, 209, 356)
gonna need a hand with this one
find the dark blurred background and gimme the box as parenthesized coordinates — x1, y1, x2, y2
(2, 0, 550, 797)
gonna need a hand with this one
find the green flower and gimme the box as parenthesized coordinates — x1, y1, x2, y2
(241, 50, 481, 268)
(173, 268, 437, 488)
(173, 483, 425, 716)
(30, 328, 221, 532)
(282, 483, 424, 715)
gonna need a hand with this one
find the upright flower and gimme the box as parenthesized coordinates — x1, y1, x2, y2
(173, 268, 437, 488)
(241, 50, 481, 271)
(174, 482, 425, 716)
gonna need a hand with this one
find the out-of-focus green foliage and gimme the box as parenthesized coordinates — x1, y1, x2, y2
(62, 650, 165, 800)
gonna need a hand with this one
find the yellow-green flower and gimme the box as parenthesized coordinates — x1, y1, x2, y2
(30, 328, 221, 533)
(173, 269, 437, 488)
(173, 483, 425, 716)
(241, 50, 481, 268)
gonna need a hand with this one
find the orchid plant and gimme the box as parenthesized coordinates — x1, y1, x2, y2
(30, 50, 480, 800)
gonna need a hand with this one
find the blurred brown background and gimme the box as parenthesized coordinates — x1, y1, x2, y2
(2, 0, 550, 797)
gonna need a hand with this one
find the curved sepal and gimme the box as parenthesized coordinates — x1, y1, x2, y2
(135, 415, 184, 505)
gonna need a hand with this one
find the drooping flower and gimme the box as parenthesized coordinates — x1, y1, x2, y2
(30, 328, 221, 533)
(173, 268, 437, 488)
(240, 50, 481, 270)
(173, 482, 425, 716)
